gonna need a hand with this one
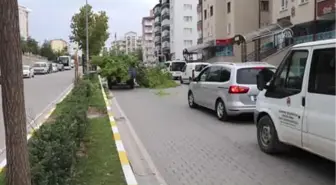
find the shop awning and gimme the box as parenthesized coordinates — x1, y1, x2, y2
(185, 40, 215, 53)
(237, 19, 294, 43)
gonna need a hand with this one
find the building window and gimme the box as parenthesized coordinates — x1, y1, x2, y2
(204, 10, 207, 19)
(299, 0, 309, 4)
(260, 1, 269, 11)
(227, 2, 231, 13)
(184, 40, 193, 46)
(210, 6, 213, 16)
(184, 28, 192, 35)
(227, 23, 231, 34)
(184, 16, 192, 22)
(183, 4, 192, 10)
(281, 0, 288, 9)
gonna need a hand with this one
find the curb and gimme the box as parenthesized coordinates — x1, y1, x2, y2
(0, 84, 74, 173)
(98, 76, 138, 185)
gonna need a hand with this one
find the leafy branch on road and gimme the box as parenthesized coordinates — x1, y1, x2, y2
(69, 4, 109, 56)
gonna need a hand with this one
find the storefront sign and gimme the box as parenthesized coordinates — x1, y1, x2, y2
(216, 38, 233, 46)
(317, 0, 336, 17)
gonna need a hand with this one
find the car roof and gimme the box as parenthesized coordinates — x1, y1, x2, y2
(211, 61, 275, 69)
(187, 62, 209, 65)
(293, 38, 336, 48)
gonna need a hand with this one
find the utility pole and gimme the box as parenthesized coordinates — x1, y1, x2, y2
(0, 1, 31, 185)
(85, 0, 90, 73)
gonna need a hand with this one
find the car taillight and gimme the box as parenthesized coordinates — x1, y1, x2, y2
(228, 85, 249, 94)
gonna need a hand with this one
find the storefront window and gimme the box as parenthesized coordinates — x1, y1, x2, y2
(215, 45, 233, 56)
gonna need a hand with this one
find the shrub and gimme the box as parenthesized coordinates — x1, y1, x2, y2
(137, 66, 177, 88)
(28, 77, 92, 185)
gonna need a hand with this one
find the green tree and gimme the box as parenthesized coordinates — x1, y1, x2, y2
(69, 4, 109, 56)
(26, 36, 40, 55)
(136, 48, 143, 61)
(40, 40, 56, 61)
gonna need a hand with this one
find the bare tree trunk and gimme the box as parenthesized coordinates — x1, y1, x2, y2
(0, 1, 32, 185)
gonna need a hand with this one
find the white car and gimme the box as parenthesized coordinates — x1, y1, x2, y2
(33, 62, 49, 74)
(22, 65, 34, 78)
(180, 62, 209, 84)
(164, 60, 187, 80)
(52, 63, 58, 73)
(255, 39, 335, 162)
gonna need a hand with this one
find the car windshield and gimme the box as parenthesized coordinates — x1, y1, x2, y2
(236, 67, 276, 84)
(23, 66, 29, 70)
(195, 64, 208, 72)
(164, 63, 170, 68)
(171, 62, 186, 71)
(33, 63, 46, 67)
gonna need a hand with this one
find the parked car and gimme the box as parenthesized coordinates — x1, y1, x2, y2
(52, 63, 58, 73)
(180, 62, 210, 84)
(187, 62, 276, 121)
(55, 61, 64, 71)
(22, 65, 34, 78)
(164, 60, 187, 80)
(255, 39, 335, 162)
(33, 62, 49, 74)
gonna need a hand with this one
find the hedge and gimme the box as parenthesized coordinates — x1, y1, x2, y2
(27, 77, 93, 185)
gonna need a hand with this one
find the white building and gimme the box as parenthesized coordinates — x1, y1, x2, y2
(169, 0, 198, 60)
(125, 31, 142, 54)
(18, 5, 31, 40)
(142, 11, 155, 63)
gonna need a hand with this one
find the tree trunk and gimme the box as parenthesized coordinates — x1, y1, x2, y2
(0, 1, 32, 185)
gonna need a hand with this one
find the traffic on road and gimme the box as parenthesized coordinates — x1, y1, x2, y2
(111, 39, 335, 185)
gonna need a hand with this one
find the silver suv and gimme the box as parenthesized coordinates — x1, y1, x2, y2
(188, 62, 276, 121)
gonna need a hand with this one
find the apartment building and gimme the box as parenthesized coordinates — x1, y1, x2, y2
(50, 39, 69, 53)
(19, 5, 31, 40)
(153, 3, 163, 61)
(111, 32, 142, 54)
(170, 0, 198, 60)
(186, 0, 272, 63)
(142, 12, 155, 63)
(111, 39, 126, 54)
(273, 0, 335, 44)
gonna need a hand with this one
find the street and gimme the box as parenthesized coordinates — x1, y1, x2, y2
(112, 85, 335, 185)
(0, 69, 75, 152)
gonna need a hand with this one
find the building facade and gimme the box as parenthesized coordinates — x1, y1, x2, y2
(111, 39, 126, 54)
(50, 39, 69, 53)
(125, 31, 142, 54)
(187, 0, 272, 63)
(169, 0, 198, 60)
(142, 12, 155, 63)
(19, 5, 31, 40)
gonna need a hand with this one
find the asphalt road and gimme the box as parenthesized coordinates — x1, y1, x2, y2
(0, 69, 75, 151)
(112, 84, 335, 185)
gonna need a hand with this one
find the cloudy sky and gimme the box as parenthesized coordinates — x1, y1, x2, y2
(18, 0, 157, 46)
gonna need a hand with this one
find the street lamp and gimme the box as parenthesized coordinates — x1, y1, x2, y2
(85, 0, 89, 73)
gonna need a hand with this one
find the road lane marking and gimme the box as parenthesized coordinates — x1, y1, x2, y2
(0, 83, 74, 173)
(98, 75, 138, 185)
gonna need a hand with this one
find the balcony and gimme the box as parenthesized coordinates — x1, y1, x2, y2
(162, 24, 170, 31)
(155, 40, 161, 46)
(197, 20, 202, 31)
(197, 4, 202, 13)
(155, 31, 161, 36)
(197, 38, 203, 44)
(161, 8, 170, 20)
(162, 0, 169, 8)
(154, 21, 161, 27)
(162, 34, 170, 42)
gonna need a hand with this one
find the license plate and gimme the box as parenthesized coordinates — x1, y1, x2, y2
(250, 95, 257, 101)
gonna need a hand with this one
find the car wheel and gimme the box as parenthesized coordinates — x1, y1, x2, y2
(257, 115, 285, 154)
(188, 91, 198, 108)
(215, 99, 228, 121)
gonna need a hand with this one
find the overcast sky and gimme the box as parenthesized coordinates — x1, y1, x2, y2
(18, 0, 157, 47)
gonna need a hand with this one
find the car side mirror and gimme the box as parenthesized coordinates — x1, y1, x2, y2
(257, 68, 275, 90)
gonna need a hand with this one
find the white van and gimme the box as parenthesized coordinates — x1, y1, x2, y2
(33, 61, 50, 74)
(164, 60, 187, 80)
(255, 39, 335, 161)
(180, 62, 209, 84)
